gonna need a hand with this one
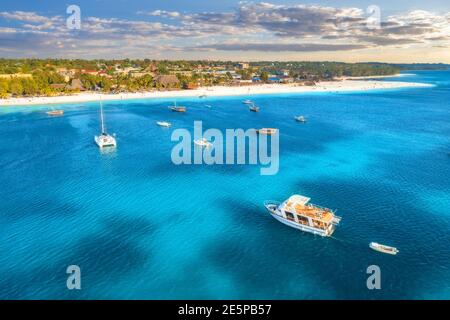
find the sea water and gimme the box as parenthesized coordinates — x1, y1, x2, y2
(0, 71, 449, 299)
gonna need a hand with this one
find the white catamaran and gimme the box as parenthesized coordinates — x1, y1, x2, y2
(94, 100, 117, 148)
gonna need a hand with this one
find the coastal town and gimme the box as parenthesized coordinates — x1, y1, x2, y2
(0, 59, 403, 99)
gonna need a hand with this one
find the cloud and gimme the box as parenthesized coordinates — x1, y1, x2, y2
(0, 11, 51, 23)
(192, 42, 369, 52)
(0, 3, 449, 58)
(146, 10, 181, 18)
(0, 10, 61, 31)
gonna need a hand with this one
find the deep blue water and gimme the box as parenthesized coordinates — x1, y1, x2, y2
(0, 71, 449, 299)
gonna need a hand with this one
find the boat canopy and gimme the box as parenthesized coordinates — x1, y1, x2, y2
(287, 195, 311, 206)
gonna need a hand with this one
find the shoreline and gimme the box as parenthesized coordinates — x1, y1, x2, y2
(0, 79, 432, 107)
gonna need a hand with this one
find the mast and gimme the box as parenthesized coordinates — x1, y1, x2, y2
(100, 98, 106, 134)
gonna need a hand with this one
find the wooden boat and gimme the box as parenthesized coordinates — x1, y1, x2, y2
(369, 242, 399, 255)
(169, 106, 186, 113)
(168, 101, 186, 113)
(256, 128, 278, 135)
(46, 110, 64, 116)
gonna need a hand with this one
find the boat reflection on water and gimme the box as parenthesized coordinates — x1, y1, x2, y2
(99, 145, 117, 155)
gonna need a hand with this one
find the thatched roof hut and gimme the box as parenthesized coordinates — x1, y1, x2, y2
(153, 75, 180, 88)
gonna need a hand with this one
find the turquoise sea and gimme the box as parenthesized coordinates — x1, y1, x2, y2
(0, 71, 449, 299)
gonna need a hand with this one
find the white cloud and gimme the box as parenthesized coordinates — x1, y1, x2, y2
(0, 3, 449, 58)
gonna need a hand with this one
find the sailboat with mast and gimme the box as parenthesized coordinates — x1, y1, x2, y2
(94, 99, 117, 148)
(169, 100, 186, 113)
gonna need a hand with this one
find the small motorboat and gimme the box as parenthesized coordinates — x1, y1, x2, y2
(194, 138, 212, 148)
(205, 105, 212, 109)
(256, 128, 278, 135)
(156, 121, 171, 127)
(369, 242, 399, 255)
(46, 110, 64, 116)
(295, 115, 307, 123)
(249, 105, 260, 112)
(243, 99, 253, 105)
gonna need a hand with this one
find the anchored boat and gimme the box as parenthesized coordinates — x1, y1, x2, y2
(156, 121, 171, 127)
(264, 195, 342, 237)
(46, 109, 64, 116)
(169, 101, 186, 113)
(295, 115, 307, 123)
(369, 242, 399, 255)
(249, 104, 260, 112)
(194, 138, 212, 147)
(256, 128, 278, 135)
(94, 100, 117, 149)
(170, 106, 186, 113)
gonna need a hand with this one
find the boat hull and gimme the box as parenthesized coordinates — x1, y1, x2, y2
(157, 122, 171, 127)
(47, 110, 64, 116)
(369, 242, 399, 255)
(194, 140, 212, 147)
(95, 135, 117, 148)
(170, 107, 186, 113)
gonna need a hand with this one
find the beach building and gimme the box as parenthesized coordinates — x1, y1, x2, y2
(67, 79, 85, 91)
(153, 75, 180, 88)
(237, 62, 249, 70)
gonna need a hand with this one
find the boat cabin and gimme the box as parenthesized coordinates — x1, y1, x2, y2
(280, 195, 336, 231)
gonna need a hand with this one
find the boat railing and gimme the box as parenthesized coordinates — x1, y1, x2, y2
(264, 200, 281, 209)
(332, 215, 342, 225)
(308, 202, 334, 212)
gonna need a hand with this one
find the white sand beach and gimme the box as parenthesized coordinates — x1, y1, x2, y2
(0, 79, 432, 107)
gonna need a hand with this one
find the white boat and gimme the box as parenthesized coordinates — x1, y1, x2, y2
(46, 109, 64, 116)
(264, 195, 342, 237)
(295, 115, 307, 123)
(194, 138, 212, 148)
(94, 100, 117, 149)
(156, 121, 171, 127)
(205, 105, 212, 109)
(369, 242, 399, 255)
(249, 104, 260, 112)
(243, 99, 253, 105)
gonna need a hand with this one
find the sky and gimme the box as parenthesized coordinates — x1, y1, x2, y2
(1, 0, 450, 62)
